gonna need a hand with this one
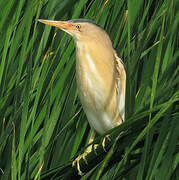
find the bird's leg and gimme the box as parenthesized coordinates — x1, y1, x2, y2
(72, 130, 96, 175)
(102, 134, 111, 152)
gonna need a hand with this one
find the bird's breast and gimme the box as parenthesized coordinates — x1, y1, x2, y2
(76, 41, 114, 109)
(75, 41, 120, 134)
(76, 50, 104, 110)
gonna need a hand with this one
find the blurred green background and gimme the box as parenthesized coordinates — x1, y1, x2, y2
(0, 0, 179, 179)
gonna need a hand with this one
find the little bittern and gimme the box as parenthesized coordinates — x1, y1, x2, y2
(38, 19, 126, 175)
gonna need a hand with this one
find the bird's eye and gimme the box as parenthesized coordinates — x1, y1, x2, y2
(76, 24, 81, 31)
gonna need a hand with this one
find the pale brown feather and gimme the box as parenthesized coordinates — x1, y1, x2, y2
(75, 38, 126, 134)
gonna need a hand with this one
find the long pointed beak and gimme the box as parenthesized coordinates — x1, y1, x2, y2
(38, 19, 73, 30)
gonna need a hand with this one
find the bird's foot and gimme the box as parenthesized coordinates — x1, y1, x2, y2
(102, 134, 111, 152)
(72, 150, 90, 176)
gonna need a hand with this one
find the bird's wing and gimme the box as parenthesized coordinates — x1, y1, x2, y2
(114, 51, 126, 122)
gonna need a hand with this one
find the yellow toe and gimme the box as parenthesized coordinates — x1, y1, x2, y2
(93, 144, 98, 155)
(102, 134, 111, 152)
(72, 151, 89, 175)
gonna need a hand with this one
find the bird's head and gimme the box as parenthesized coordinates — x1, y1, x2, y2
(38, 19, 109, 43)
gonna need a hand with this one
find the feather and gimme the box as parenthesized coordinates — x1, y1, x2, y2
(114, 51, 126, 123)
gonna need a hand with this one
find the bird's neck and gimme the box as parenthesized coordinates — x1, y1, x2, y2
(75, 40, 114, 70)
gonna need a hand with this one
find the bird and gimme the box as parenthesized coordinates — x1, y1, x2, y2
(38, 19, 126, 175)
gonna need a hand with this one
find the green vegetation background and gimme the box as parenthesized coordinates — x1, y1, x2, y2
(0, 0, 178, 179)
